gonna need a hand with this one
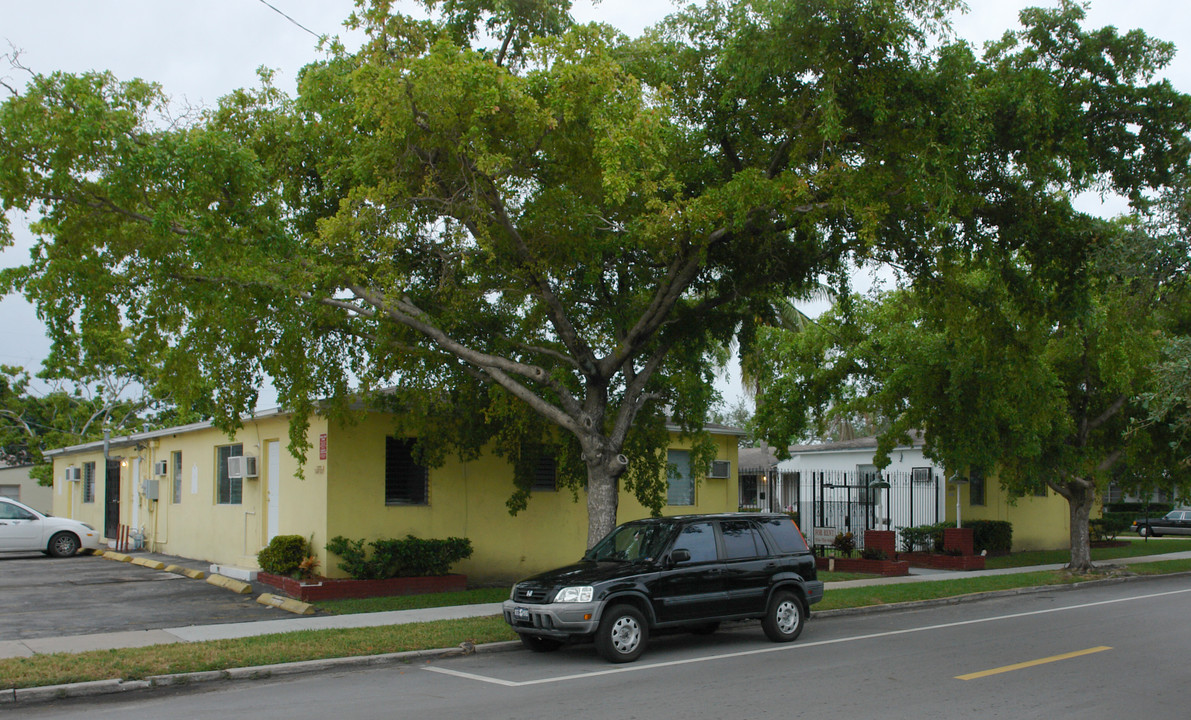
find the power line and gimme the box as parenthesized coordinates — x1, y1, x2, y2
(256, 0, 322, 40)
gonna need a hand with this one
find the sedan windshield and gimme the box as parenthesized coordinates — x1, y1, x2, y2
(585, 522, 675, 563)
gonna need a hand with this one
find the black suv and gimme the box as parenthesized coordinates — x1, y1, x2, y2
(502, 513, 824, 663)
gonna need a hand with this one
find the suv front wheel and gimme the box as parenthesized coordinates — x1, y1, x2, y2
(762, 590, 805, 642)
(595, 604, 649, 663)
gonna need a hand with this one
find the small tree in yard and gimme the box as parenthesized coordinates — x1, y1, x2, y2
(1, 0, 1187, 548)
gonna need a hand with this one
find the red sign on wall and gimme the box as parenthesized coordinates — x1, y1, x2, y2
(319, 433, 327, 460)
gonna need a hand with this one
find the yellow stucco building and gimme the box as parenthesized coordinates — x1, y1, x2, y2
(947, 472, 1073, 551)
(46, 410, 743, 584)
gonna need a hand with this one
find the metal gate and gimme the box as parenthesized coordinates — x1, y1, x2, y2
(738, 467, 943, 550)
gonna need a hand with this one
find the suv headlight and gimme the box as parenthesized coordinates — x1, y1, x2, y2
(554, 586, 594, 603)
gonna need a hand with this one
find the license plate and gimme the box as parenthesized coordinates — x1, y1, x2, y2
(513, 606, 531, 621)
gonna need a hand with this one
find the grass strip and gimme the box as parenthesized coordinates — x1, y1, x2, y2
(984, 538, 1191, 569)
(817, 558, 1191, 611)
(0, 616, 518, 691)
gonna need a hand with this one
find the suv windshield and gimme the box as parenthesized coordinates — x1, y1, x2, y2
(585, 522, 675, 563)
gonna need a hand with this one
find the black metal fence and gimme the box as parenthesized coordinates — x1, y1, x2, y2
(738, 468, 943, 549)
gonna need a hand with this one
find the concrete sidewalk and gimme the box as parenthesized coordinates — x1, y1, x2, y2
(3, 549, 1189, 661)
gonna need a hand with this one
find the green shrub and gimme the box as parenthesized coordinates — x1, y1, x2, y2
(326, 535, 474, 580)
(1090, 516, 1132, 542)
(897, 522, 954, 553)
(257, 535, 309, 577)
(832, 532, 855, 557)
(967, 520, 1013, 554)
(860, 546, 887, 561)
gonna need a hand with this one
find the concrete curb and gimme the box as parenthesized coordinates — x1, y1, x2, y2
(5, 569, 1189, 707)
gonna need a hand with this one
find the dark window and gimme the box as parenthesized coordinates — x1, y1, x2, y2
(761, 517, 808, 553)
(969, 467, 985, 507)
(912, 467, 933, 483)
(721, 520, 765, 560)
(532, 454, 557, 492)
(674, 521, 718, 563)
(172, 451, 183, 504)
(217, 444, 243, 505)
(82, 461, 96, 503)
(386, 437, 428, 505)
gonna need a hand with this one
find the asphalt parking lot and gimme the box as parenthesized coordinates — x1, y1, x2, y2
(0, 550, 299, 641)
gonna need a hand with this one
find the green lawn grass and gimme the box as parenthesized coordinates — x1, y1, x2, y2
(313, 587, 511, 615)
(983, 537, 1191, 569)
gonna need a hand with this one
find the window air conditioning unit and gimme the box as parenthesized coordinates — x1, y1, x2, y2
(64, 467, 82, 482)
(708, 460, 731, 479)
(153, 460, 169, 477)
(227, 455, 259, 479)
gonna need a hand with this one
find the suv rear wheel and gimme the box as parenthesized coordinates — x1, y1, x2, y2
(595, 604, 649, 663)
(761, 590, 804, 642)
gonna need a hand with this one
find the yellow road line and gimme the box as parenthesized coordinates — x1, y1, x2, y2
(956, 646, 1112, 680)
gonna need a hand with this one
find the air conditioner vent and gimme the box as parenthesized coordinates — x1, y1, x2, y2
(708, 460, 731, 479)
(227, 455, 259, 479)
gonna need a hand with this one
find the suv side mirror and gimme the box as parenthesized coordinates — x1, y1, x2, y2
(669, 548, 691, 566)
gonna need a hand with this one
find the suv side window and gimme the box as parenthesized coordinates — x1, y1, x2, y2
(760, 517, 809, 553)
(674, 521, 718, 563)
(721, 520, 766, 559)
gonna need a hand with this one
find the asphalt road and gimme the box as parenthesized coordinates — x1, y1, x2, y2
(0, 551, 289, 640)
(15, 574, 1191, 719)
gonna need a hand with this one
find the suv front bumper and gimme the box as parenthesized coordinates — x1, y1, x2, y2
(502, 599, 603, 639)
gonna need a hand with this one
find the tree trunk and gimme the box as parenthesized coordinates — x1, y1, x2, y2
(585, 461, 621, 549)
(1065, 480, 1096, 572)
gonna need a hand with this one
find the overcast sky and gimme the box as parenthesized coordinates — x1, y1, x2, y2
(2, 1, 1188, 406)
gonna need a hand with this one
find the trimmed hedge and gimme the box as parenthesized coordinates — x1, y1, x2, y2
(257, 535, 309, 577)
(967, 520, 1013, 554)
(326, 534, 474, 580)
(1091, 515, 1133, 542)
(897, 521, 1011, 554)
(897, 522, 953, 553)
(1102, 502, 1175, 515)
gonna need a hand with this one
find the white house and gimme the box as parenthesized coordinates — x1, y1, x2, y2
(773, 434, 947, 548)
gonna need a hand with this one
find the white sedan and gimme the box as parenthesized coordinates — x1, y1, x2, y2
(0, 497, 102, 557)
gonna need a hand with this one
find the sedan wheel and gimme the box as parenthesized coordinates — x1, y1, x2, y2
(595, 604, 648, 663)
(48, 531, 80, 558)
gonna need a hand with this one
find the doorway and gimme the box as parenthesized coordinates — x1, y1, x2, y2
(104, 459, 121, 538)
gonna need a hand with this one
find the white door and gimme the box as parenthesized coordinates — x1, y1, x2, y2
(266, 440, 280, 543)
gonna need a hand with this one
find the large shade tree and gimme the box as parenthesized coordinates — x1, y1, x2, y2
(2, 0, 1187, 545)
(754, 217, 1191, 570)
